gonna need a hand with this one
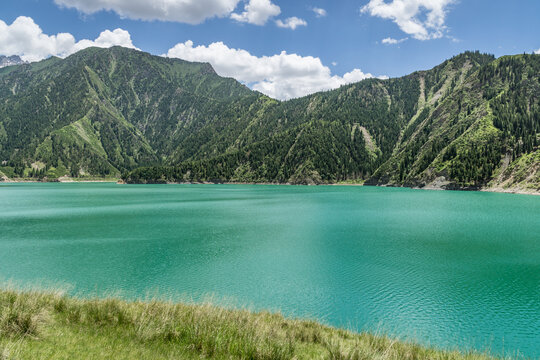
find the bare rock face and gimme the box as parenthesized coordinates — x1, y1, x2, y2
(0, 55, 25, 68)
(423, 176, 451, 190)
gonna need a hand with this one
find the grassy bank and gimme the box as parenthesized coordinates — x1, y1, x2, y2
(0, 288, 510, 360)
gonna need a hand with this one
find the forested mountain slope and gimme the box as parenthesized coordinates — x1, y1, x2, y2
(0, 47, 257, 178)
(369, 54, 540, 192)
(0, 47, 538, 192)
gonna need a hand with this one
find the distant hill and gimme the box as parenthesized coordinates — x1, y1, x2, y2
(0, 47, 538, 192)
(0, 55, 25, 68)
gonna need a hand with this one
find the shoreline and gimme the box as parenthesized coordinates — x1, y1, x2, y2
(480, 187, 540, 196)
(1, 178, 119, 184)
(0, 287, 503, 360)
(2, 178, 539, 196)
(128, 180, 540, 196)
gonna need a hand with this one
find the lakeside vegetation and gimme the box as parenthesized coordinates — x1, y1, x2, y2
(0, 288, 513, 360)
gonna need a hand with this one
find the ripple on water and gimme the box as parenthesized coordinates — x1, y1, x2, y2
(0, 183, 539, 358)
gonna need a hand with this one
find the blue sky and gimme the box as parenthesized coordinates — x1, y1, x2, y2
(1, 0, 539, 99)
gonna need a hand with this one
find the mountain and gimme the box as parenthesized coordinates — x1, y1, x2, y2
(0, 55, 25, 68)
(0, 47, 256, 179)
(0, 47, 538, 193)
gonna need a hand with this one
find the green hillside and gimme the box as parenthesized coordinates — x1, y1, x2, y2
(0, 47, 255, 179)
(1, 47, 538, 192)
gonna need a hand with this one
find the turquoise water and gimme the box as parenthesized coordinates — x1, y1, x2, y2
(0, 183, 539, 357)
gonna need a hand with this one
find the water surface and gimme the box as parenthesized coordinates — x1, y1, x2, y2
(1, 183, 539, 357)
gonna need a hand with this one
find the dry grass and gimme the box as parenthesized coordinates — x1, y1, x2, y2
(0, 287, 516, 360)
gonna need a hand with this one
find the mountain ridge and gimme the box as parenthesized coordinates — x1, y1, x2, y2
(0, 47, 538, 193)
(0, 55, 25, 68)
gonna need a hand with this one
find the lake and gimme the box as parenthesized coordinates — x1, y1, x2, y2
(0, 183, 538, 357)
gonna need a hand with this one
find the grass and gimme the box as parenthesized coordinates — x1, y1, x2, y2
(335, 179, 365, 186)
(0, 288, 513, 360)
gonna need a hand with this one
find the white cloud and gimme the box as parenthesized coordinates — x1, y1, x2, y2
(57, 0, 302, 28)
(231, 0, 281, 25)
(275, 17, 307, 30)
(167, 40, 384, 100)
(71, 29, 136, 53)
(361, 0, 454, 40)
(312, 7, 327, 17)
(0, 16, 136, 62)
(381, 37, 408, 45)
(535, 48, 540, 55)
(54, 0, 241, 24)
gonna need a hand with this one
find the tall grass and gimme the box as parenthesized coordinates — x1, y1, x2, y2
(0, 287, 515, 360)
(0, 291, 47, 339)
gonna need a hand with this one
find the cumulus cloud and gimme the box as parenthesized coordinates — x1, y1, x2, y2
(71, 29, 136, 53)
(362, 0, 454, 40)
(231, 0, 281, 25)
(167, 40, 383, 100)
(535, 48, 540, 55)
(381, 37, 408, 45)
(54, 0, 241, 24)
(275, 17, 307, 30)
(56, 0, 303, 28)
(312, 8, 327, 17)
(0, 16, 136, 62)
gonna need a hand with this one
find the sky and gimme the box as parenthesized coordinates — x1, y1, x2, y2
(1, 0, 539, 100)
